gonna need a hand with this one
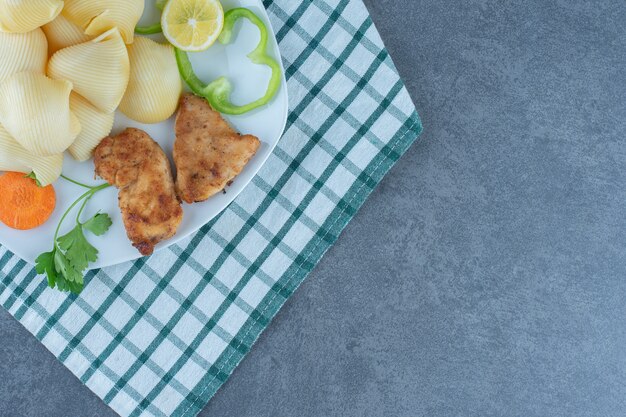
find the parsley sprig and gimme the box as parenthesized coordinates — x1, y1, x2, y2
(35, 177, 112, 294)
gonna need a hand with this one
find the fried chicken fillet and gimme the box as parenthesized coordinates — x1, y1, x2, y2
(174, 94, 261, 203)
(94, 128, 183, 256)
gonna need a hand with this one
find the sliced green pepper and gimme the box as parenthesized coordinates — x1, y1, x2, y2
(175, 8, 282, 115)
(135, 0, 166, 34)
(135, 23, 162, 35)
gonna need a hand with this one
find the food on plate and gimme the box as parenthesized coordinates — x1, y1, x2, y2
(42, 14, 91, 55)
(0, 124, 62, 186)
(0, 172, 56, 230)
(48, 28, 130, 113)
(0, 29, 48, 82)
(62, 0, 144, 44)
(0, 0, 63, 33)
(68, 93, 115, 161)
(161, 0, 224, 52)
(119, 37, 182, 124)
(174, 94, 260, 203)
(0, 72, 79, 156)
(0, 1, 285, 293)
(94, 128, 183, 255)
(175, 8, 282, 115)
(48, 27, 130, 113)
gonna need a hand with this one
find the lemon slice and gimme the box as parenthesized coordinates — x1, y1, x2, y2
(161, 0, 224, 52)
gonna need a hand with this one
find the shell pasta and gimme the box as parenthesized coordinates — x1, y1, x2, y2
(0, 29, 48, 83)
(0, 123, 63, 186)
(0, 0, 63, 33)
(120, 37, 182, 124)
(62, 0, 144, 44)
(69, 93, 114, 161)
(42, 14, 91, 55)
(47, 28, 130, 113)
(0, 72, 80, 156)
(0, 0, 195, 187)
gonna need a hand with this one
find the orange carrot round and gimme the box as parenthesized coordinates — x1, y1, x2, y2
(0, 172, 56, 230)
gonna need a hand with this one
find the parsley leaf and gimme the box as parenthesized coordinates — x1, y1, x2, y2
(53, 249, 84, 284)
(36, 248, 84, 293)
(54, 270, 83, 293)
(35, 249, 58, 288)
(83, 213, 113, 236)
(57, 225, 99, 272)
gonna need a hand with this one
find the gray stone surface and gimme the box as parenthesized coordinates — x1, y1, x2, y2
(2, 0, 626, 416)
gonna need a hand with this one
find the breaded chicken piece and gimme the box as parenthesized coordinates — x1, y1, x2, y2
(174, 94, 261, 203)
(94, 128, 183, 256)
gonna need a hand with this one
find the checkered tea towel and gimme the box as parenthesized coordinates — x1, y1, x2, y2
(0, 1, 422, 416)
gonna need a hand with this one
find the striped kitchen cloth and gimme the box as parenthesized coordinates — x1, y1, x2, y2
(0, 0, 422, 416)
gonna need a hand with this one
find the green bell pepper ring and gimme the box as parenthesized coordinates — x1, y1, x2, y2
(135, 0, 166, 34)
(175, 8, 283, 115)
(135, 23, 162, 35)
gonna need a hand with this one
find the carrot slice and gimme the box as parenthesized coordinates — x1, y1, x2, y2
(0, 172, 56, 230)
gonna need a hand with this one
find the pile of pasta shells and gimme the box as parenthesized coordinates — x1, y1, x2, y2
(0, 0, 182, 186)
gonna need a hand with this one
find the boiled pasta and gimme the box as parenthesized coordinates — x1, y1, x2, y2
(68, 93, 114, 161)
(0, 29, 47, 83)
(0, 0, 63, 33)
(0, 72, 80, 156)
(47, 28, 130, 113)
(120, 37, 182, 124)
(42, 14, 91, 55)
(0, 123, 63, 186)
(62, 0, 144, 44)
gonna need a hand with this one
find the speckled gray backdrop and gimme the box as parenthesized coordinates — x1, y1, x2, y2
(2, 0, 626, 416)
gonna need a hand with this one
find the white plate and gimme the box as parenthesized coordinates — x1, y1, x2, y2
(0, 0, 288, 269)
